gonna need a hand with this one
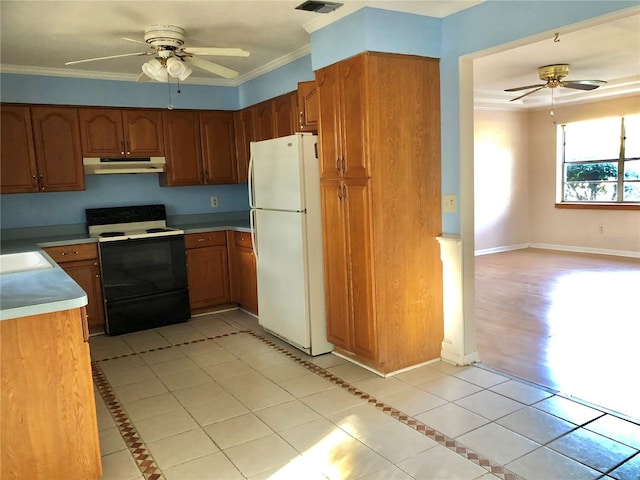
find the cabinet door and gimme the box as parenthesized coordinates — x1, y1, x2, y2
(273, 92, 297, 138)
(297, 81, 318, 133)
(200, 111, 237, 184)
(343, 178, 376, 359)
(162, 110, 203, 186)
(78, 108, 124, 157)
(61, 260, 105, 335)
(186, 246, 230, 309)
(234, 108, 255, 184)
(1, 105, 38, 193)
(316, 64, 342, 179)
(123, 109, 164, 156)
(235, 245, 258, 314)
(31, 106, 85, 192)
(340, 55, 369, 178)
(254, 101, 275, 141)
(320, 179, 350, 349)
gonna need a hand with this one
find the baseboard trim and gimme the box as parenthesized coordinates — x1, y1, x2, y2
(475, 242, 640, 259)
(475, 244, 529, 256)
(530, 243, 640, 259)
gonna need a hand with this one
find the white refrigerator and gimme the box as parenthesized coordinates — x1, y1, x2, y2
(249, 133, 333, 356)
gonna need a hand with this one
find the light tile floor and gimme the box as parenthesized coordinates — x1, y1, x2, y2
(90, 310, 640, 480)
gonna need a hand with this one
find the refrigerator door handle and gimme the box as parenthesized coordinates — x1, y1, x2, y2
(250, 208, 259, 264)
(248, 150, 256, 209)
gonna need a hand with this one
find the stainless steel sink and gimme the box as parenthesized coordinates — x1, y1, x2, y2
(0, 251, 54, 274)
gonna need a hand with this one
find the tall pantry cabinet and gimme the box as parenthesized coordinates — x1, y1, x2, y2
(316, 51, 443, 375)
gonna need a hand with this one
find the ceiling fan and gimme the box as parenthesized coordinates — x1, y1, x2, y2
(65, 25, 249, 82)
(505, 64, 607, 102)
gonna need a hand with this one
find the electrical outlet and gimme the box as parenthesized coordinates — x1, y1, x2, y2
(443, 194, 457, 213)
(210, 196, 218, 208)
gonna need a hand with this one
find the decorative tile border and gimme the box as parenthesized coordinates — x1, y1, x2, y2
(93, 329, 522, 480)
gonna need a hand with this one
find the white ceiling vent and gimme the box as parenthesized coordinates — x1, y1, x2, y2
(296, 1, 343, 13)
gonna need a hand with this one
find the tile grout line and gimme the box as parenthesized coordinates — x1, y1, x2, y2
(93, 328, 523, 480)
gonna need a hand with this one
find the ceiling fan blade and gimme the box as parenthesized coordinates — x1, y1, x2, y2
(65, 51, 151, 65)
(185, 57, 239, 79)
(183, 47, 250, 57)
(562, 80, 607, 91)
(509, 86, 545, 102)
(122, 37, 147, 45)
(136, 72, 151, 82)
(504, 84, 546, 92)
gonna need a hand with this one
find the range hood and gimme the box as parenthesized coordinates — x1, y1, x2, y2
(83, 157, 166, 175)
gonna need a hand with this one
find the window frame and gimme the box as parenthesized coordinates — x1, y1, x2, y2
(557, 114, 640, 209)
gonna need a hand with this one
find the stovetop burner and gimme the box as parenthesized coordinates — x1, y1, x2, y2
(147, 228, 170, 233)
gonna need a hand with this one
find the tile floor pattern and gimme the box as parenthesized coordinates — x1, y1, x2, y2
(90, 311, 640, 480)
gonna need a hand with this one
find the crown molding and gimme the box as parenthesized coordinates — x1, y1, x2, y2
(0, 45, 312, 87)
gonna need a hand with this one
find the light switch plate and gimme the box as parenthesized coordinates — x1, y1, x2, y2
(443, 194, 457, 213)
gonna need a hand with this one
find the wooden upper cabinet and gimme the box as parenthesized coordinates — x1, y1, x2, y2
(297, 81, 318, 133)
(200, 111, 237, 184)
(30, 106, 85, 192)
(1, 104, 38, 193)
(234, 108, 256, 184)
(316, 55, 368, 179)
(273, 91, 297, 138)
(161, 110, 203, 186)
(254, 101, 275, 141)
(78, 108, 164, 157)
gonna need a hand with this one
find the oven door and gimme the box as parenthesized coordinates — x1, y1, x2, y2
(99, 234, 190, 335)
(100, 235, 187, 301)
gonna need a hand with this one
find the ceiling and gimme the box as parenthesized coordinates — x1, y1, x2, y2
(1, 1, 638, 109)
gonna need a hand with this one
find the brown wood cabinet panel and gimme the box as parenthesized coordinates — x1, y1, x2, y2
(320, 180, 350, 349)
(161, 110, 203, 186)
(30, 106, 85, 192)
(1, 308, 102, 479)
(200, 111, 237, 184)
(273, 91, 297, 138)
(122, 109, 164, 156)
(186, 245, 230, 310)
(43, 243, 105, 334)
(233, 231, 258, 314)
(254, 101, 275, 141)
(1, 104, 38, 193)
(79, 108, 163, 157)
(185, 231, 227, 249)
(234, 108, 256, 183)
(316, 65, 342, 180)
(78, 108, 123, 157)
(297, 81, 319, 133)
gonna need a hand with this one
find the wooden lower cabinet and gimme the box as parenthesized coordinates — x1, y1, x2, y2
(1, 307, 102, 479)
(43, 243, 105, 334)
(185, 232, 231, 313)
(230, 231, 258, 315)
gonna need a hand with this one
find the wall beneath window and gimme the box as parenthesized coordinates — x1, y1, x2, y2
(474, 109, 531, 253)
(528, 94, 640, 255)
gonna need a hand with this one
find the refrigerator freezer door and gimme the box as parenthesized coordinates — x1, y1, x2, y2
(255, 209, 311, 349)
(251, 135, 305, 211)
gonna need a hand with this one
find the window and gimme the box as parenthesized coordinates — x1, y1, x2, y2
(559, 114, 640, 204)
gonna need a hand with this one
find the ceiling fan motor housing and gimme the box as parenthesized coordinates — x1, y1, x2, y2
(538, 64, 569, 84)
(144, 25, 185, 49)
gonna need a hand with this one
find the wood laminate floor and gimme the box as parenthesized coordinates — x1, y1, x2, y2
(475, 248, 640, 421)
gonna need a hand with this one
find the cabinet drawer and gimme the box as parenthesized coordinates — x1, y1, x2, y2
(44, 243, 98, 263)
(234, 231, 253, 249)
(185, 231, 227, 249)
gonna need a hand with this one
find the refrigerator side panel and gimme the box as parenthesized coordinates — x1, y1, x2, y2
(251, 134, 305, 211)
(255, 209, 311, 349)
(300, 136, 333, 355)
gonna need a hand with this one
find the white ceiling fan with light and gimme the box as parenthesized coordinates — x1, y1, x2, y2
(65, 25, 249, 82)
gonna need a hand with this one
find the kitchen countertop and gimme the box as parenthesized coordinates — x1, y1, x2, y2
(0, 211, 251, 321)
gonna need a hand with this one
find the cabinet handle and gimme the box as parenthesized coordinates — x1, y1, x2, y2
(120, 141, 125, 155)
(198, 238, 205, 242)
(126, 140, 130, 155)
(61, 251, 79, 256)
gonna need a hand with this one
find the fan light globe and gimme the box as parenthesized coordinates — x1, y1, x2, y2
(142, 59, 168, 82)
(166, 57, 187, 78)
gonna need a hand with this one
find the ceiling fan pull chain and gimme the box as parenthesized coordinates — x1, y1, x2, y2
(167, 78, 174, 110)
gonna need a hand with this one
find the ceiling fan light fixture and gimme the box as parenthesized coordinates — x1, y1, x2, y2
(166, 56, 190, 80)
(142, 58, 168, 82)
